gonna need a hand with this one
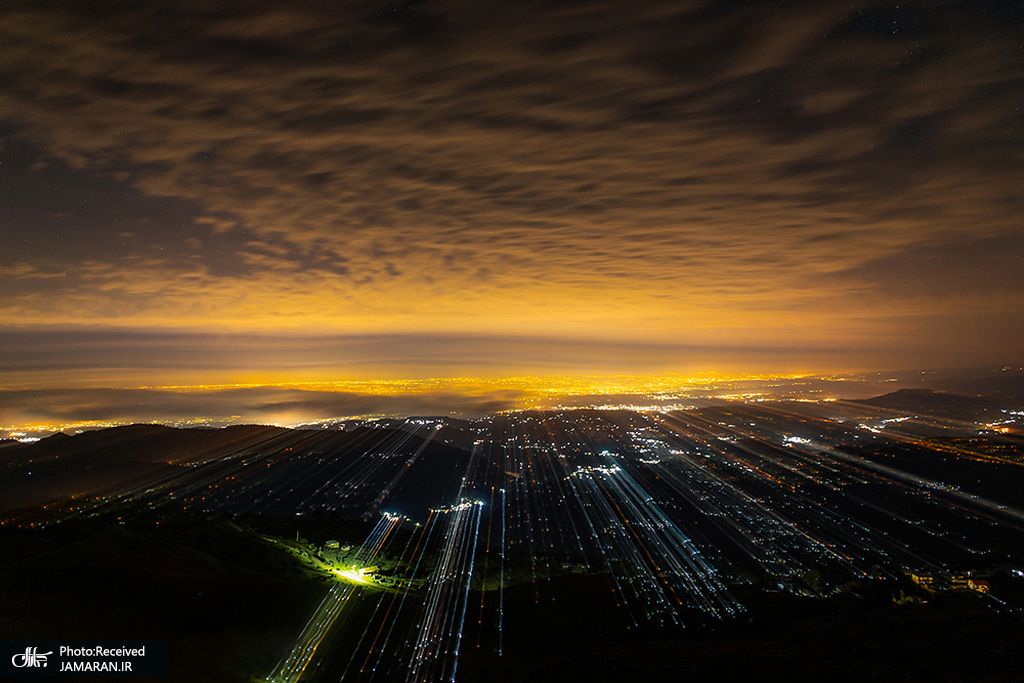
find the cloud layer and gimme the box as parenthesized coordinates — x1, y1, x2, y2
(0, 0, 1021, 366)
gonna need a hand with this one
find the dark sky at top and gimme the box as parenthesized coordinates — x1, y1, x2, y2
(0, 0, 1022, 392)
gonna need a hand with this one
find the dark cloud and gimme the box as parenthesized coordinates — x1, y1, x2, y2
(0, 0, 1020, 366)
(0, 329, 879, 389)
(0, 386, 520, 425)
(826, 230, 1024, 298)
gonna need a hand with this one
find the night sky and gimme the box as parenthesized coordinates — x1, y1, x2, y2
(1, 0, 1022, 422)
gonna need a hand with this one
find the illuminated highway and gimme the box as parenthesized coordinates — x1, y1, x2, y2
(267, 512, 404, 683)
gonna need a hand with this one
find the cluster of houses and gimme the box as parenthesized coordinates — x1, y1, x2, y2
(907, 571, 990, 593)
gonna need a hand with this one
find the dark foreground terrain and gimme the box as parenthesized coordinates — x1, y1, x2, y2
(1, 508, 1023, 683)
(3, 398, 1024, 681)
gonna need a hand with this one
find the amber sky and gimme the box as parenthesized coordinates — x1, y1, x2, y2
(1, 0, 1022, 399)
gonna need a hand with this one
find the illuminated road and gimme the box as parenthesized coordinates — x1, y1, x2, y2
(266, 513, 404, 683)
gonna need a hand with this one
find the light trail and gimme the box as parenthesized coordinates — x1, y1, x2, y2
(405, 500, 484, 683)
(265, 512, 403, 683)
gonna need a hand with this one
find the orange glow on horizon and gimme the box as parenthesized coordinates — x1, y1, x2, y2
(111, 371, 816, 397)
(0, 371, 849, 435)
